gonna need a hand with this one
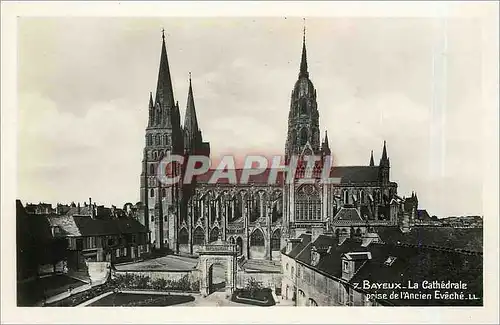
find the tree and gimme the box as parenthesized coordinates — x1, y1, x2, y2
(245, 277, 263, 298)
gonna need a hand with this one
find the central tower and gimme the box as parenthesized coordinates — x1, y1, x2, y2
(284, 30, 322, 162)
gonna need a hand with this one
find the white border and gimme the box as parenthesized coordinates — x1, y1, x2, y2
(1, 1, 498, 324)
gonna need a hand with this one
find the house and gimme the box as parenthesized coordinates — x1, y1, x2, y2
(281, 233, 483, 306)
(47, 199, 151, 271)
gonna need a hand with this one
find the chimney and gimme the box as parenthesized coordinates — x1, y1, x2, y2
(285, 238, 303, 254)
(77, 202, 80, 214)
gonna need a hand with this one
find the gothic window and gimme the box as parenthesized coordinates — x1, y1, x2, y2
(271, 229, 281, 251)
(150, 189, 154, 197)
(146, 134, 153, 146)
(295, 185, 321, 221)
(308, 298, 318, 307)
(343, 189, 349, 205)
(150, 164, 155, 175)
(163, 134, 169, 146)
(360, 190, 365, 204)
(178, 228, 188, 244)
(250, 228, 265, 247)
(193, 227, 204, 245)
(299, 127, 308, 146)
(209, 227, 219, 242)
(236, 237, 243, 256)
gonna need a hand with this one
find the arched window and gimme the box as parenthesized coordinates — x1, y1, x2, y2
(250, 229, 265, 247)
(299, 127, 308, 146)
(150, 164, 155, 175)
(295, 185, 321, 221)
(271, 229, 281, 251)
(178, 228, 188, 244)
(308, 298, 318, 306)
(229, 237, 235, 244)
(193, 227, 204, 245)
(360, 190, 365, 204)
(236, 237, 243, 256)
(343, 190, 349, 205)
(155, 134, 161, 145)
(209, 227, 219, 242)
(150, 189, 154, 197)
(164, 134, 169, 145)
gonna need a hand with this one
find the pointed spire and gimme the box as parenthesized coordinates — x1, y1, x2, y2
(184, 72, 199, 133)
(184, 73, 201, 153)
(149, 92, 154, 108)
(299, 19, 309, 78)
(155, 29, 175, 109)
(369, 150, 374, 166)
(381, 140, 388, 160)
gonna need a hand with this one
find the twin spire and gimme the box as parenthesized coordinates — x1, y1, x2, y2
(155, 29, 175, 108)
(368, 141, 390, 167)
(150, 30, 199, 135)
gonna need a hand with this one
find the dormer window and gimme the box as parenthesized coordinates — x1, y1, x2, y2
(384, 256, 397, 266)
(343, 260, 349, 272)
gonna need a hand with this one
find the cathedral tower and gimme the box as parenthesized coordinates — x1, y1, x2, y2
(140, 31, 184, 249)
(285, 29, 321, 162)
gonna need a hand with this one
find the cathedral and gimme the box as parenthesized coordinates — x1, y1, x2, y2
(139, 30, 413, 261)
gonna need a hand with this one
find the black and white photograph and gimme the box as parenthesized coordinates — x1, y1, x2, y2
(1, 1, 498, 324)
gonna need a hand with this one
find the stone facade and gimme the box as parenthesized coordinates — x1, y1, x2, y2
(139, 31, 415, 261)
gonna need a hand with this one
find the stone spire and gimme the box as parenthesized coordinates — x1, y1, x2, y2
(155, 29, 175, 109)
(322, 131, 331, 156)
(184, 73, 199, 137)
(380, 140, 390, 167)
(369, 150, 375, 166)
(299, 24, 309, 78)
(183, 73, 203, 154)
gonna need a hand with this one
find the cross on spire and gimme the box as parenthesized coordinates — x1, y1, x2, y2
(161, 28, 165, 40)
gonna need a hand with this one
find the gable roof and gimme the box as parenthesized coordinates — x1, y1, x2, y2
(196, 168, 285, 185)
(282, 233, 312, 259)
(333, 207, 364, 222)
(375, 226, 483, 253)
(47, 215, 148, 237)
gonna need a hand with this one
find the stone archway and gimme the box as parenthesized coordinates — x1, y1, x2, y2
(198, 237, 238, 298)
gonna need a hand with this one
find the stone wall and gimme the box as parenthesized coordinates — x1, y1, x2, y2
(237, 270, 282, 293)
(114, 269, 200, 286)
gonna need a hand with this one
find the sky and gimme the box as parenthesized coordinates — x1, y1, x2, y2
(17, 16, 486, 217)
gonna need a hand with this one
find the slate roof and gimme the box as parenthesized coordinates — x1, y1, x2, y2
(196, 168, 285, 185)
(329, 166, 379, 184)
(349, 243, 483, 306)
(194, 165, 380, 185)
(374, 226, 483, 253)
(417, 209, 431, 221)
(294, 234, 483, 306)
(333, 207, 364, 222)
(282, 233, 312, 259)
(47, 215, 148, 237)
